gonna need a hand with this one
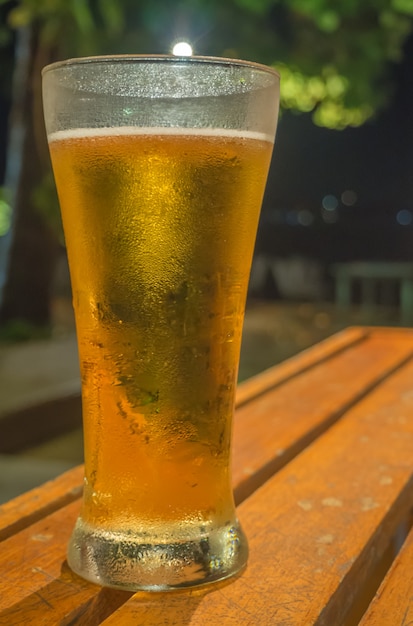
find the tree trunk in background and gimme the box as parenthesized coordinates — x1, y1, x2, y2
(0, 26, 31, 310)
(0, 27, 58, 328)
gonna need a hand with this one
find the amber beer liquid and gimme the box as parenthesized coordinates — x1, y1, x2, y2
(50, 129, 272, 579)
(43, 55, 280, 591)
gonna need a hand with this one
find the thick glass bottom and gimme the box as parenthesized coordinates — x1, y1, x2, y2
(67, 516, 248, 591)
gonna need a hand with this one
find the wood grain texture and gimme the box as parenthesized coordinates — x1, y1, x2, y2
(2, 328, 413, 625)
(100, 354, 413, 625)
(235, 326, 367, 407)
(0, 499, 133, 625)
(233, 330, 413, 502)
(0, 464, 84, 541)
(359, 526, 413, 626)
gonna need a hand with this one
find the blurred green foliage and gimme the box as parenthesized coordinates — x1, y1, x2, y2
(0, 0, 412, 330)
(0, 0, 412, 128)
(0, 317, 50, 342)
(0, 188, 12, 237)
(0, 0, 410, 254)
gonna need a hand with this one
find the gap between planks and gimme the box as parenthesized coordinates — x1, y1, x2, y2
(1, 327, 412, 544)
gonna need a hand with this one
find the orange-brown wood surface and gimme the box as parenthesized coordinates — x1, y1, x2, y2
(0, 465, 83, 541)
(100, 353, 413, 625)
(359, 525, 413, 626)
(234, 326, 366, 407)
(233, 328, 413, 502)
(1, 327, 413, 625)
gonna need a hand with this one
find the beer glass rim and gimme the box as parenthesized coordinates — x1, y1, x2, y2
(42, 54, 280, 80)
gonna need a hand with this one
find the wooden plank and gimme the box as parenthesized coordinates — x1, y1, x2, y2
(0, 465, 84, 541)
(1, 329, 408, 540)
(1, 330, 412, 539)
(100, 356, 413, 625)
(0, 328, 365, 540)
(233, 330, 413, 502)
(0, 499, 133, 625)
(1, 328, 413, 624)
(359, 525, 413, 625)
(235, 326, 367, 406)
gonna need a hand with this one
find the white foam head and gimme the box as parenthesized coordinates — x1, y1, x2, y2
(48, 126, 274, 144)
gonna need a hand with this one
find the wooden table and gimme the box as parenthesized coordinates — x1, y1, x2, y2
(1, 326, 413, 625)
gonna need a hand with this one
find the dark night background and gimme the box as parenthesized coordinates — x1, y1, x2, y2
(0, 22, 412, 306)
(256, 34, 413, 268)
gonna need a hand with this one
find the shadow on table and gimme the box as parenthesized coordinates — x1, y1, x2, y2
(0, 559, 244, 625)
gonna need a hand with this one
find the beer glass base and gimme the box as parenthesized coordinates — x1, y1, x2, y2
(67, 516, 248, 591)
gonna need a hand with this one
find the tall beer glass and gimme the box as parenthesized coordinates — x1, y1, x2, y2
(42, 55, 280, 591)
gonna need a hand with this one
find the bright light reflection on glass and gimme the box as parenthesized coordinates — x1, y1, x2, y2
(172, 42, 193, 56)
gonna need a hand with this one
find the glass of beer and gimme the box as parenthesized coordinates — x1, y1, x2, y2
(42, 55, 280, 591)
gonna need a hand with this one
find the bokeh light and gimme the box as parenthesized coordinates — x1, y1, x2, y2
(396, 209, 412, 226)
(297, 209, 314, 226)
(172, 42, 193, 56)
(322, 194, 338, 211)
(341, 190, 358, 206)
